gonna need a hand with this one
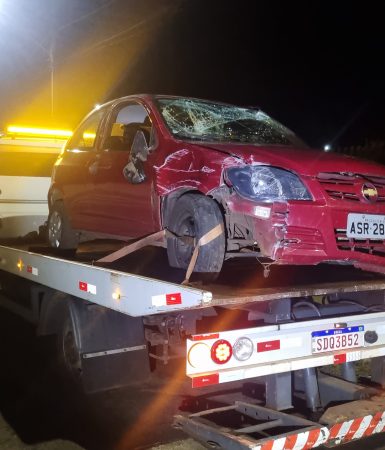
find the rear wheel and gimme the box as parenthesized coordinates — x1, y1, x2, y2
(59, 316, 82, 382)
(55, 307, 83, 390)
(47, 201, 78, 250)
(167, 194, 225, 275)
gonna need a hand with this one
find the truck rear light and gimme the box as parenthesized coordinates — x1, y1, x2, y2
(188, 342, 211, 368)
(211, 339, 232, 364)
(233, 337, 254, 361)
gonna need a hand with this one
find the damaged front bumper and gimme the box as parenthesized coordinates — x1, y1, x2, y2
(226, 195, 385, 274)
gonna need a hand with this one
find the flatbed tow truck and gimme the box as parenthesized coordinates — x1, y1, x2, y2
(2, 238, 385, 449)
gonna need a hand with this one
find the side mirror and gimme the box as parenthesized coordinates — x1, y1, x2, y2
(131, 131, 149, 161)
(122, 131, 149, 184)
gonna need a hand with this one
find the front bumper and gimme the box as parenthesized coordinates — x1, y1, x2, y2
(227, 195, 385, 273)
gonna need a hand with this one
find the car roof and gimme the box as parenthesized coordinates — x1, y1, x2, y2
(96, 94, 255, 110)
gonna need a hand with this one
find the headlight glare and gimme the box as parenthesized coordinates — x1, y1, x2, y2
(226, 165, 311, 202)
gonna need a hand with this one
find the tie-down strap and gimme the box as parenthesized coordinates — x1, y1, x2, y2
(97, 224, 224, 284)
(182, 223, 223, 284)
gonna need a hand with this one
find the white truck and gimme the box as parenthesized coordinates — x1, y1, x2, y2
(0, 126, 67, 238)
(1, 238, 385, 449)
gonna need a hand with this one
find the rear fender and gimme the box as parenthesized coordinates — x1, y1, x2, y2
(38, 293, 151, 392)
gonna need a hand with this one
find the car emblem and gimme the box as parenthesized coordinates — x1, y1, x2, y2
(361, 183, 378, 203)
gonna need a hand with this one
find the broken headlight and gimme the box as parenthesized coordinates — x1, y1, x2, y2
(226, 165, 312, 202)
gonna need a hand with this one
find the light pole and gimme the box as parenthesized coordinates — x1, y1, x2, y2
(49, 39, 55, 120)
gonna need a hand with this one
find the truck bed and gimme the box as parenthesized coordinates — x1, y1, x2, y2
(2, 237, 385, 309)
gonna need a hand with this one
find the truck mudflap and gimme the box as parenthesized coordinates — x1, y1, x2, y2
(175, 396, 385, 449)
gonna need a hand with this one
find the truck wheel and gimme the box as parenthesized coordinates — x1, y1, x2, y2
(47, 201, 78, 250)
(57, 312, 83, 386)
(167, 194, 225, 275)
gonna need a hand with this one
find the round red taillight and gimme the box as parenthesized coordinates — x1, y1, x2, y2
(211, 339, 232, 365)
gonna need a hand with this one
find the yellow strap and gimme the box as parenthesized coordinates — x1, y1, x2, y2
(97, 230, 166, 263)
(97, 224, 224, 286)
(182, 224, 224, 285)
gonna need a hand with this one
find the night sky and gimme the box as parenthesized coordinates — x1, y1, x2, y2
(1, 0, 384, 149)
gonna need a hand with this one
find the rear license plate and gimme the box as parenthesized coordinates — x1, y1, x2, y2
(347, 213, 385, 239)
(311, 326, 364, 354)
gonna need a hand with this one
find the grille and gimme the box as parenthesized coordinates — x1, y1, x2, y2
(335, 228, 385, 257)
(317, 172, 385, 203)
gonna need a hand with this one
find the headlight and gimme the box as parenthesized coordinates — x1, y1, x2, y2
(226, 165, 312, 202)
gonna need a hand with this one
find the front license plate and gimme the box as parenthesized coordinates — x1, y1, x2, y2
(311, 326, 364, 354)
(347, 213, 385, 239)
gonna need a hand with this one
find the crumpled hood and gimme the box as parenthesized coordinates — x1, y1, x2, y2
(199, 143, 385, 177)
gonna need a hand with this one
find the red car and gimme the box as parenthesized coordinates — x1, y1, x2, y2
(48, 95, 385, 276)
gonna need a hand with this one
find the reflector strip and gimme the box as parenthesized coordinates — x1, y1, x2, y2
(257, 340, 280, 352)
(350, 415, 372, 441)
(192, 373, 219, 388)
(333, 353, 347, 364)
(328, 421, 343, 440)
(27, 265, 38, 276)
(79, 281, 97, 295)
(343, 417, 364, 442)
(192, 333, 220, 341)
(152, 292, 182, 306)
(252, 411, 385, 449)
(166, 292, 182, 305)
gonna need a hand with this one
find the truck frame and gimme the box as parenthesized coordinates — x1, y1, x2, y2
(2, 240, 385, 449)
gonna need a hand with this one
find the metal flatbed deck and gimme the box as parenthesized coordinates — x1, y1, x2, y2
(1, 238, 385, 316)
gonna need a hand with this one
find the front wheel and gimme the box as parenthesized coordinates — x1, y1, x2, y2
(47, 201, 78, 250)
(166, 194, 226, 275)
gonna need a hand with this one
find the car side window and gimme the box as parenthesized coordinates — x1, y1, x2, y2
(67, 109, 105, 151)
(104, 102, 156, 184)
(103, 103, 155, 152)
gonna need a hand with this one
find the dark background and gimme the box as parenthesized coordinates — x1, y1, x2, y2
(0, 0, 384, 149)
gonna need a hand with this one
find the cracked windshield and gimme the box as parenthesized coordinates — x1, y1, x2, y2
(157, 97, 304, 146)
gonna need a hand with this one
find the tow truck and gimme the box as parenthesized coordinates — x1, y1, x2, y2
(0, 125, 68, 238)
(2, 233, 385, 450)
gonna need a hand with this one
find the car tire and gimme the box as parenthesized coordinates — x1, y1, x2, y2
(167, 194, 226, 275)
(47, 201, 78, 250)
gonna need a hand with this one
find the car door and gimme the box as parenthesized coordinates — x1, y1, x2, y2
(58, 108, 106, 231)
(90, 101, 159, 238)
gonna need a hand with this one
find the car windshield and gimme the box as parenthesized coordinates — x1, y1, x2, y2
(157, 97, 306, 147)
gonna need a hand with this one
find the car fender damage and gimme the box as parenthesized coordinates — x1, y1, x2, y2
(154, 148, 242, 195)
(154, 147, 331, 265)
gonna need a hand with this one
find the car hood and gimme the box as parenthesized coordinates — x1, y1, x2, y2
(199, 143, 385, 177)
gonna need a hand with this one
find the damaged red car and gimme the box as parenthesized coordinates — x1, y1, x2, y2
(48, 95, 385, 276)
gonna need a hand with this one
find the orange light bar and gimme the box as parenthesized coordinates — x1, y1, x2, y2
(83, 132, 96, 139)
(7, 125, 73, 139)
